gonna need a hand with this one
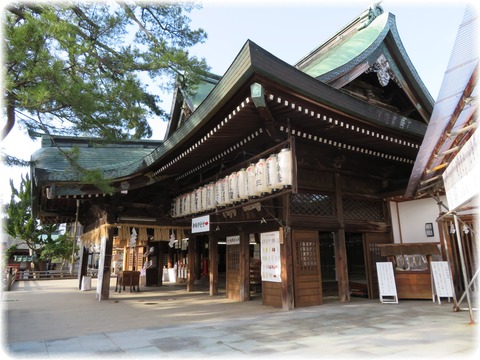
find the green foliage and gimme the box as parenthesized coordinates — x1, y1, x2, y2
(40, 233, 76, 264)
(4, 245, 18, 265)
(4, 175, 38, 242)
(3, 174, 63, 268)
(4, 1, 209, 192)
(4, 1, 209, 140)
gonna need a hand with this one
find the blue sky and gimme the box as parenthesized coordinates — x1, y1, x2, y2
(186, 0, 467, 100)
(0, 0, 472, 203)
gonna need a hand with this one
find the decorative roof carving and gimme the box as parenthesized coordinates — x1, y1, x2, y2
(366, 54, 402, 88)
(358, 2, 384, 30)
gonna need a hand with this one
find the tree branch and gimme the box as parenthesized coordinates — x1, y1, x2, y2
(1, 97, 16, 141)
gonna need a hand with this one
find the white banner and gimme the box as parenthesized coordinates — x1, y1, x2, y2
(443, 129, 480, 210)
(191, 215, 210, 233)
(260, 231, 281, 283)
(96, 236, 106, 301)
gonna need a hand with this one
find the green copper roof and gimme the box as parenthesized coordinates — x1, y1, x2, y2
(31, 136, 162, 181)
(300, 12, 389, 78)
(186, 74, 221, 110)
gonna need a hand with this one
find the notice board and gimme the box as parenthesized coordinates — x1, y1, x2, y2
(260, 231, 281, 282)
(376, 262, 398, 304)
(431, 261, 454, 302)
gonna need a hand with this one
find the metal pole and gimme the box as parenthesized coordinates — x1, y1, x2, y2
(432, 194, 459, 307)
(453, 214, 474, 323)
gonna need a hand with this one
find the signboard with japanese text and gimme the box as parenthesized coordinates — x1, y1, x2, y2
(431, 261, 454, 303)
(376, 262, 398, 304)
(226, 235, 240, 245)
(443, 129, 479, 210)
(260, 231, 281, 282)
(191, 215, 210, 234)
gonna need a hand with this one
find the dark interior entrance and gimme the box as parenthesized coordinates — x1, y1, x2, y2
(320, 232, 368, 298)
(319, 232, 336, 296)
(346, 232, 368, 297)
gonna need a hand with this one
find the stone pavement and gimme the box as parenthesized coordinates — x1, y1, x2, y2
(1, 278, 478, 359)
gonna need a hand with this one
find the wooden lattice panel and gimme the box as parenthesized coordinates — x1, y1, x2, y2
(290, 193, 334, 216)
(296, 240, 317, 272)
(343, 198, 384, 221)
(227, 244, 240, 271)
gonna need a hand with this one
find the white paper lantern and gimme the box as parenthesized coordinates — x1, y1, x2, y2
(190, 190, 197, 214)
(278, 148, 292, 187)
(174, 196, 181, 218)
(223, 175, 232, 205)
(185, 192, 191, 215)
(246, 163, 257, 197)
(236, 169, 248, 201)
(215, 179, 225, 207)
(201, 186, 207, 212)
(195, 188, 202, 213)
(255, 158, 269, 195)
(228, 172, 239, 203)
(207, 182, 215, 210)
(266, 153, 282, 191)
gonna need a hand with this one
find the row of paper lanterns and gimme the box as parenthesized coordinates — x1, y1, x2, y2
(171, 148, 292, 218)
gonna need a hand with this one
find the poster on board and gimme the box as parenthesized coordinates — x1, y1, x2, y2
(260, 231, 281, 282)
(431, 261, 454, 304)
(376, 262, 398, 304)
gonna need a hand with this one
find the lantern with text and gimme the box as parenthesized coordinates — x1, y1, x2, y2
(278, 148, 292, 187)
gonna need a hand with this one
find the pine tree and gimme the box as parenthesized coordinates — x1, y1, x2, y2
(3, 2, 208, 141)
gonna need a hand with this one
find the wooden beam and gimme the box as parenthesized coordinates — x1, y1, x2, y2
(281, 194, 295, 309)
(335, 174, 350, 303)
(335, 229, 350, 302)
(187, 236, 195, 292)
(209, 233, 219, 296)
(239, 229, 250, 301)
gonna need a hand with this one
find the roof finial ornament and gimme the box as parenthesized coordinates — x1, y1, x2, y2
(358, 2, 384, 30)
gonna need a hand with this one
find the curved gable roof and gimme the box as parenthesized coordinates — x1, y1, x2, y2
(295, 8, 433, 123)
(297, 11, 390, 79)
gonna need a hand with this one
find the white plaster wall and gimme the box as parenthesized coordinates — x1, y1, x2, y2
(389, 196, 447, 244)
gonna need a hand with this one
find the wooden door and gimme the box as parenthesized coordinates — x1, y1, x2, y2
(226, 243, 241, 300)
(364, 233, 390, 299)
(292, 229, 323, 307)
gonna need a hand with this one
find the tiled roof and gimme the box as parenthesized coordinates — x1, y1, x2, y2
(31, 136, 162, 181)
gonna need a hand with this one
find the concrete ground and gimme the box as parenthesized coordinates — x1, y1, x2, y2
(1, 277, 478, 359)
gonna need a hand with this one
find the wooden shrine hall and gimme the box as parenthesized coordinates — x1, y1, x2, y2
(31, 4, 434, 309)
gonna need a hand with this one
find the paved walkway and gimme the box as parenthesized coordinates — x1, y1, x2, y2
(1, 278, 478, 359)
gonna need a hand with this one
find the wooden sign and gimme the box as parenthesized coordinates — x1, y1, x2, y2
(226, 235, 240, 245)
(376, 262, 398, 304)
(431, 261, 454, 304)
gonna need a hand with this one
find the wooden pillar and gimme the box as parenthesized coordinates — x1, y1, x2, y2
(187, 236, 195, 292)
(281, 228, 295, 309)
(209, 233, 218, 296)
(281, 193, 295, 310)
(157, 242, 163, 286)
(239, 229, 250, 301)
(335, 173, 350, 302)
(97, 223, 114, 300)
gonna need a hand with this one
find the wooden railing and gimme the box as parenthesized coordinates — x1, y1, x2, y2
(16, 270, 77, 280)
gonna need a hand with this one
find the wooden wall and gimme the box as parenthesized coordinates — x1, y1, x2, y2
(262, 282, 282, 307)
